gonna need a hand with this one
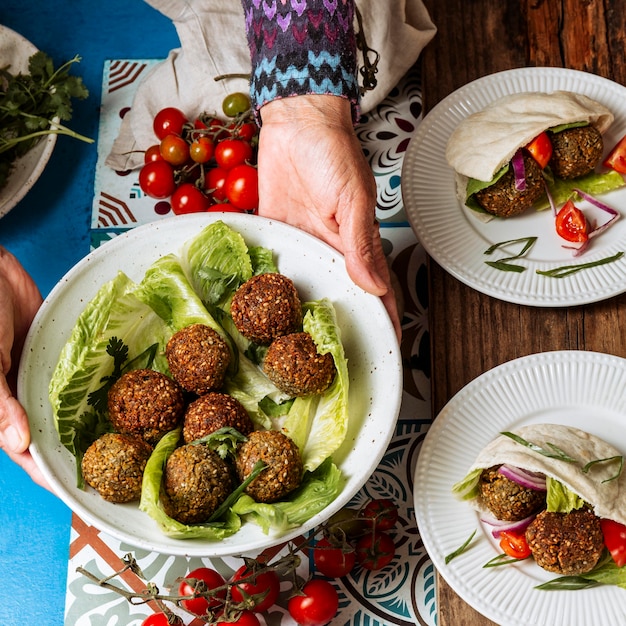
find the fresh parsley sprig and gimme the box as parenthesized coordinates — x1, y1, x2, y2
(0, 50, 93, 188)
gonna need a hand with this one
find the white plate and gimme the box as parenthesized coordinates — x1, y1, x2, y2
(402, 67, 626, 306)
(414, 350, 626, 626)
(18, 213, 402, 557)
(0, 25, 57, 218)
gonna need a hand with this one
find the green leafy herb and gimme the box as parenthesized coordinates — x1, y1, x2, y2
(484, 237, 537, 272)
(0, 50, 93, 188)
(86, 336, 130, 413)
(483, 553, 526, 568)
(582, 455, 624, 483)
(501, 431, 577, 462)
(536, 251, 624, 277)
(535, 576, 601, 591)
(191, 426, 248, 460)
(445, 530, 476, 564)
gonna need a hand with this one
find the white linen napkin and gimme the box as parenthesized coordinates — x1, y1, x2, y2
(105, 0, 436, 172)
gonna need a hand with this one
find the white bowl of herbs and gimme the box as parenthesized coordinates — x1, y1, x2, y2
(0, 25, 91, 218)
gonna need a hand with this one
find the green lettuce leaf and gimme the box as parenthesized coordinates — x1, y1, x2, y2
(546, 477, 585, 513)
(281, 299, 349, 472)
(452, 468, 483, 500)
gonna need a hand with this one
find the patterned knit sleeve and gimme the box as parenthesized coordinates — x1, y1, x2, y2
(241, 0, 360, 119)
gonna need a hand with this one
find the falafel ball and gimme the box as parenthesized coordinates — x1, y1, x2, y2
(182, 391, 254, 443)
(474, 153, 545, 217)
(263, 332, 336, 396)
(235, 430, 303, 503)
(549, 125, 604, 179)
(525, 508, 604, 575)
(82, 432, 152, 503)
(478, 466, 546, 521)
(107, 368, 185, 444)
(161, 443, 234, 524)
(166, 324, 231, 395)
(230, 273, 302, 344)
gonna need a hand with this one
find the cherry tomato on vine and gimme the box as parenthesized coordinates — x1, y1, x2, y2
(153, 107, 188, 140)
(313, 537, 356, 578)
(171, 183, 211, 215)
(144, 144, 164, 164)
(361, 498, 399, 531)
(225, 164, 259, 210)
(139, 160, 176, 199)
(287, 579, 339, 626)
(215, 139, 253, 169)
(326, 507, 364, 539)
(355, 531, 396, 571)
(205, 166, 229, 202)
(222, 92, 251, 117)
(178, 567, 226, 615)
(232, 121, 258, 142)
(230, 565, 280, 613)
(160, 133, 190, 166)
(189, 136, 215, 163)
(218, 609, 261, 626)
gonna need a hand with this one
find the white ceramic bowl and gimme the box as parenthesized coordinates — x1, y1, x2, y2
(19, 213, 402, 557)
(0, 25, 57, 218)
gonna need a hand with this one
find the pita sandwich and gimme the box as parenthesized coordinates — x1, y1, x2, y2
(454, 423, 626, 526)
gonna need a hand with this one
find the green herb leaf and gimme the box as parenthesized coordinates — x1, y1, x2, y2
(484, 237, 537, 272)
(445, 529, 476, 564)
(500, 431, 577, 462)
(536, 251, 624, 277)
(582, 455, 624, 483)
(483, 553, 527, 568)
(535, 575, 601, 590)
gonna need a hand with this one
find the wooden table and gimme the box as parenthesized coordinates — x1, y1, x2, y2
(420, 1, 626, 624)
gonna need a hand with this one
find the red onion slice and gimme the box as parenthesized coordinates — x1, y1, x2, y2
(498, 464, 547, 490)
(480, 512, 537, 538)
(512, 149, 526, 191)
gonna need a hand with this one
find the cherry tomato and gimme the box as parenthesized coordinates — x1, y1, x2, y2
(160, 133, 190, 166)
(600, 518, 626, 567)
(361, 498, 399, 531)
(555, 200, 589, 243)
(139, 160, 176, 199)
(355, 531, 396, 571)
(499, 530, 531, 559)
(153, 107, 188, 140)
(603, 134, 626, 174)
(222, 92, 251, 117)
(215, 139, 253, 169)
(178, 567, 226, 615)
(525, 131, 553, 169)
(208, 203, 247, 213)
(230, 565, 280, 613)
(287, 579, 339, 626)
(220, 610, 261, 626)
(144, 144, 164, 164)
(313, 537, 356, 578)
(205, 166, 229, 202)
(232, 121, 258, 143)
(225, 164, 259, 210)
(171, 183, 211, 215)
(189, 136, 215, 163)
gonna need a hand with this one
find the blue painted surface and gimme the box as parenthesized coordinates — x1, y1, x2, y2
(0, 3, 177, 624)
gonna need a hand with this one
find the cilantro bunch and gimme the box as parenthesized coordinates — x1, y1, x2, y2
(0, 50, 93, 189)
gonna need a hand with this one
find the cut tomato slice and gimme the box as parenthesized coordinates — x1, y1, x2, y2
(555, 200, 589, 243)
(603, 134, 626, 174)
(499, 530, 532, 560)
(525, 131, 553, 169)
(600, 518, 626, 567)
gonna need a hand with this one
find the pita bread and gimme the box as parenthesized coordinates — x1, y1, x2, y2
(465, 423, 626, 525)
(446, 91, 614, 183)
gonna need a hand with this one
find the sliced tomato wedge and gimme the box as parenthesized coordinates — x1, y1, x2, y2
(525, 132, 553, 169)
(600, 518, 626, 567)
(499, 530, 532, 560)
(555, 200, 589, 243)
(603, 134, 626, 174)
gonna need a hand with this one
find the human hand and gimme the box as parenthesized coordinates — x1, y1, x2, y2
(0, 246, 49, 489)
(255, 95, 401, 340)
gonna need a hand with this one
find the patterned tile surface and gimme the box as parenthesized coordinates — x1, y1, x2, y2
(64, 60, 435, 626)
